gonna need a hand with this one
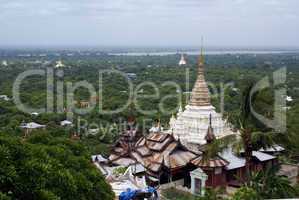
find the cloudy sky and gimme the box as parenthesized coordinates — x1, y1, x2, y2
(0, 0, 298, 47)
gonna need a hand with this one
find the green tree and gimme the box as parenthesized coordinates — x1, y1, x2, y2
(231, 187, 260, 200)
(248, 166, 297, 199)
(0, 192, 11, 200)
(0, 133, 114, 200)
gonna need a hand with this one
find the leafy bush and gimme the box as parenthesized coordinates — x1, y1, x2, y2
(113, 167, 128, 176)
(0, 133, 114, 200)
(161, 188, 227, 200)
(231, 187, 259, 200)
(0, 192, 11, 200)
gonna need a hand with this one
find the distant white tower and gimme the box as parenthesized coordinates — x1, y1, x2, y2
(55, 60, 65, 68)
(1, 60, 8, 66)
(179, 54, 187, 66)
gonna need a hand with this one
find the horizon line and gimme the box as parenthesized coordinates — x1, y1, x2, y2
(1, 45, 299, 51)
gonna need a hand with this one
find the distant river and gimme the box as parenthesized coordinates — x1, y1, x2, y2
(109, 49, 299, 56)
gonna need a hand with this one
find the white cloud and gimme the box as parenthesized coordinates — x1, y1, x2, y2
(0, 0, 298, 46)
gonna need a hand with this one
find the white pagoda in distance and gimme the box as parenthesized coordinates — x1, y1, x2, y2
(179, 54, 187, 66)
(168, 49, 236, 149)
(55, 60, 65, 68)
(1, 60, 8, 66)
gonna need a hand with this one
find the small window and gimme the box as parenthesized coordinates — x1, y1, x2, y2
(215, 168, 222, 175)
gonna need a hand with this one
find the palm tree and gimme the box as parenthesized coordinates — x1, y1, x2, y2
(204, 82, 276, 181)
(247, 165, 297, 199)
(223, 82, 277, 182)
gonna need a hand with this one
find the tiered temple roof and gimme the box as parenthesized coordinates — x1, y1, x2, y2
(191, 156, 229, 168)
(109, 131, 198, 176)
(107, 124, 278, 188)
(191, 118, 229, 169)
(134, 132, 197, 173)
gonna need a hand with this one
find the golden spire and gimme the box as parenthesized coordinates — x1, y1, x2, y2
(189, 37, 211, 107)
(199, 36, 204, 65)
(197, 37, 205, 76)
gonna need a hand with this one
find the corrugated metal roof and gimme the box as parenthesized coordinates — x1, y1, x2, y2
(147, 162, 162, 172)
(91, 154, 107, 163)
(252, 151, 275, 161)
(131, 152, 146, 165)
(259, 145, 285, 153)
(20, 122, 46, 129)
(146, 136, 173, 151)
(112, 158, 136, 166)
(168, 151, 197, 168)
(220, 148, 246, 170)
(220, 149, 276, 170)
(135, 137, 146, 147)
(131, 164, 146, 174)
(136, 146, 152, 156)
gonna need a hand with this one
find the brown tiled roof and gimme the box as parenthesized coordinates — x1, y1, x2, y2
(110, 132, 198, 173)
(146, 136, 173, 151)
(136, 146, 152, 156)
(147, 162, 163, 172)
(147, 132, 169, 142)
(168, 150, 197, 169)
(112, 157, 136, 166)
(191, 156, 229, 168)
(135, 137, 146, 147)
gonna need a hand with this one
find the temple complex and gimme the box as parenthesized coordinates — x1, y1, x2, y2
(100, 121, 279, 197)
(169, 48, 236, 148)
(95, 49, 288, 197)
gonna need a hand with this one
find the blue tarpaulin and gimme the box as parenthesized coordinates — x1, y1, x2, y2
(119, 187, 157, 200)
(119, 188, 138, 200)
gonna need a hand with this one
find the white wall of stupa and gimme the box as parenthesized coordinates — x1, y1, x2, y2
(167, 50, 236, 147)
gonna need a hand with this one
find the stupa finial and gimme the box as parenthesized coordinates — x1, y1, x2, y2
(189, 36, 211, 107)
(199, 36, 204, 65)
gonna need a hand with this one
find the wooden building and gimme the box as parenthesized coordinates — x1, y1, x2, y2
(191, 155, 229, 187)
(109, 129, 197, 186)
(108, 120, 278, 190)
(190, 115, 230, 188)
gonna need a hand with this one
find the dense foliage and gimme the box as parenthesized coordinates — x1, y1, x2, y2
(230, 187, 259, 200)
(0, 132, 114, 200)
(1, 51, 299, 199)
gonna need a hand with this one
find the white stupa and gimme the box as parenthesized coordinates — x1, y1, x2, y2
(168, 48, 236, 149)
(1, 60, 8, 66)
(179, 54, 187, 66)
(286, 96, 293, 102)
(55, 60, 65, 68)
